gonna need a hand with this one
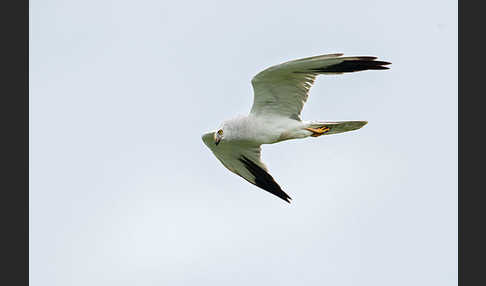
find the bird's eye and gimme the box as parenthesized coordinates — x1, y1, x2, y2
(217, 129, 223, 135)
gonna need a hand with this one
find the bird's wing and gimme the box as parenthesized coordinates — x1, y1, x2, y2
(202, 132, 291, 203)
(250, 53, 391, 119)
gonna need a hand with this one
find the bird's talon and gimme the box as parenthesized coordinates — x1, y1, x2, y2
(306, 126, 331, 137)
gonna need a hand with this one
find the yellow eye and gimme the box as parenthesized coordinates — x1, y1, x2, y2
(217, 129, 223, 135)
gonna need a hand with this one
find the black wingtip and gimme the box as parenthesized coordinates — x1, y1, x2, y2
(277, 188, 292, 203)
(239, 155, 292, 203)
(311, 57, 391, 73)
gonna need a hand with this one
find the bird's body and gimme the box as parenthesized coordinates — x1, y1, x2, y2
(202, 53, 390, 203)
(216, 114, 305, 144)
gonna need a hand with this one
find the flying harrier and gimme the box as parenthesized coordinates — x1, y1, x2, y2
(202, 53, 390, 203)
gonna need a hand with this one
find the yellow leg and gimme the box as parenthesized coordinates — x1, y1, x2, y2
(305, 126, 331, 137)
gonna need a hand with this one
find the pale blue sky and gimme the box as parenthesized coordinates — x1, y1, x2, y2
(30, 1, 457, 285)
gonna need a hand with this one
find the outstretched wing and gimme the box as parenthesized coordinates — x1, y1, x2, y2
(202, 132, 291, 203)
(250, 53, 391, 120)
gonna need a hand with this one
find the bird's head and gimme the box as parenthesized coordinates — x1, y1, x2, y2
(201, 125, 229, 149)
(202, 118, 240, 148)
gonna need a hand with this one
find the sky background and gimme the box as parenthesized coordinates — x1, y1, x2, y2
(30, 1, 457, 285)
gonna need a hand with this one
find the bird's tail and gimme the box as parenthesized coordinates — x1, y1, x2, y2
(304, 120, 368, 137)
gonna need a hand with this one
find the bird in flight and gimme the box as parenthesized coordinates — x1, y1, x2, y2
(202, 53, 391, 203)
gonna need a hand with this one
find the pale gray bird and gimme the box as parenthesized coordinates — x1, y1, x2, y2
(202, 53, 391, 203)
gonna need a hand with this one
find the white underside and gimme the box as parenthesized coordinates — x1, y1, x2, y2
(219, 114, 367, 146)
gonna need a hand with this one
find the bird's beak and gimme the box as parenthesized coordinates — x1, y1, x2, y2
(214, 134, 221, 146)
